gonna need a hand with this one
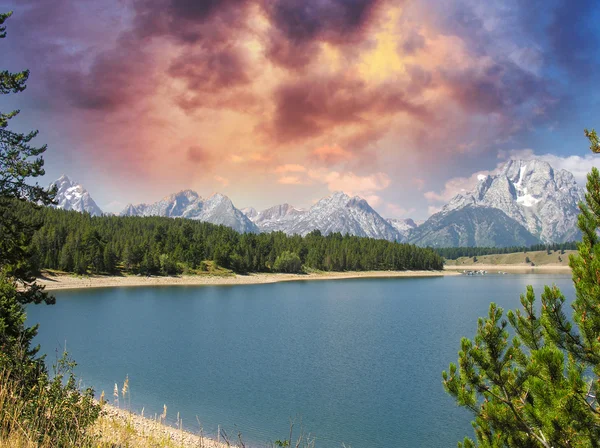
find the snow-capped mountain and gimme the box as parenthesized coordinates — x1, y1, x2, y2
(120, 203, 149, 217)
(247, 203, 307, 233)
(50, 175, 103, 216)
(240, 207, 258, 221)
(54, 157, 584, 247)
(387, 218, 417, 242)
(440, 159, 583, 243)
(246, 192, 402, 241)
(120, 190, 258, 233)
(407, 159, 584, 247)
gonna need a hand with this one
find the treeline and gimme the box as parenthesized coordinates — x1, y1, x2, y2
(12, 201, 444, 275)
(435, 241, 578, 260)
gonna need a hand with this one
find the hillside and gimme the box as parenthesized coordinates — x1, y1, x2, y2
(444, 250, 576, 267)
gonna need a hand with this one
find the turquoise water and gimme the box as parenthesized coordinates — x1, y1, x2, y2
(27, 274, 574, 447)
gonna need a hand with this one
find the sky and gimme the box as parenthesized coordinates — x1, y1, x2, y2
(1, 0, 600, 219)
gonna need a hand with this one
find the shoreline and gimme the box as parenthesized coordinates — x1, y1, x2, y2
(445, 264, 571, 273)
(37, 270, 458, 291)
(97, 403, 229, 448)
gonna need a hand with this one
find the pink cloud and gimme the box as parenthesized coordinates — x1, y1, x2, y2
(274, 164, 307, 173)
(214, 175, 230, 187)
(310, 145, 353, 165)
(277, 175, 304, 185)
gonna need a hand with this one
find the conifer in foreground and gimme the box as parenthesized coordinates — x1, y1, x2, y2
(443, 130, 600, 447)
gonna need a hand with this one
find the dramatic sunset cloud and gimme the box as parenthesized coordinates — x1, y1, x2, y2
(1, 0, 599, 218)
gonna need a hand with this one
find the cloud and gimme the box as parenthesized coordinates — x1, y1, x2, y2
(272, 165, 392, 201)
(274, 164, 308, 184)
(363, 195, 383, 207)
(270, 74, 430, 143)
(263, 0, 387, 68)
(187, 146, 213, 165)
(167, 47, 253, 109)
(277, 176, 304, 185)
(5, 0, 600, 218)
(428, 205, 443, 216)
(386, 202, 416, 218)
(214, 175, 230, 187)
(308, 169, 391, 197)
(310, 145, 353, 165)
(274, 164, 307, 174)
(424, 167, 499, 203)
(400, 29, 426, 55)
(132, 0, 252, 44)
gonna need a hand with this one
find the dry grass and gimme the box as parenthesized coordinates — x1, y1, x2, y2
(91, 404, 232, 448)
(0, 369, 225, 448)
(444, 249, 577, 267)
(0, 370, 97, 448)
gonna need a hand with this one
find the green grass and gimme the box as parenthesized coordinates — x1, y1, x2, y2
(444, 250, 576, 267)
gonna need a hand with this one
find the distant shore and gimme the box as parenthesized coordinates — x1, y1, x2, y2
(37, 270, 458, 291)
(445, 264, 571, 273)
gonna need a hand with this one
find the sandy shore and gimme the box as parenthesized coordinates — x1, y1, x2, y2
(37, 270, 457, 291)
(97, 403, 230, 448)
(445, 264, 571, 273)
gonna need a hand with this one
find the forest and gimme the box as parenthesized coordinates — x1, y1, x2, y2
(11, 200, 445, 275)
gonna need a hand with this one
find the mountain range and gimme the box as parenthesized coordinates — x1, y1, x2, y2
(50, 158, 586, 247)
(120, 190, 258, 234)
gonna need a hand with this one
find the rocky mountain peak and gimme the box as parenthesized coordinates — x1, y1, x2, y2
(50, 175, 103, 217)
(325, 191, 352, 206)
(241, 207, 258, 220)
(440, 158, 583, 243)
(119, 190, 258, 234)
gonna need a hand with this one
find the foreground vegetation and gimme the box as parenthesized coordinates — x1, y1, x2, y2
(443, 130, 600, 447)
(0, 10, 100, 447)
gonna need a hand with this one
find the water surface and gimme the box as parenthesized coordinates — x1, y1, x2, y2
(27, 274, 574, 447)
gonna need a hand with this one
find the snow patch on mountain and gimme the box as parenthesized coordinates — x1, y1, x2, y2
(248, 192, 402, 241)
(51, 175, 103, 216)
(387, 218, 417, 242)
(120, 191, 258, 233)
(441, 159, 583, 243)
(247, 203, 307, 233)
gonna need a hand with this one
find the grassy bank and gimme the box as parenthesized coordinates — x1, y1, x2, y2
(444, 249, 576, 268)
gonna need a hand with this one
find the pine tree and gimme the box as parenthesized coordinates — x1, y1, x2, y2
(443, 129, 600, 447)
(0, 11, 55, 382)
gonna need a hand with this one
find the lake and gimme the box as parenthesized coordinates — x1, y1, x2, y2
(27, 274, 574, 447)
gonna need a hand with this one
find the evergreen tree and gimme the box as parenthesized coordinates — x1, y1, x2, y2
(0, 11, 55, 381)
(103, 244, 117, 274)
(0, 13, 99, 444)
(273, 251, 303, 273)
(443, 129, 600, 447)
